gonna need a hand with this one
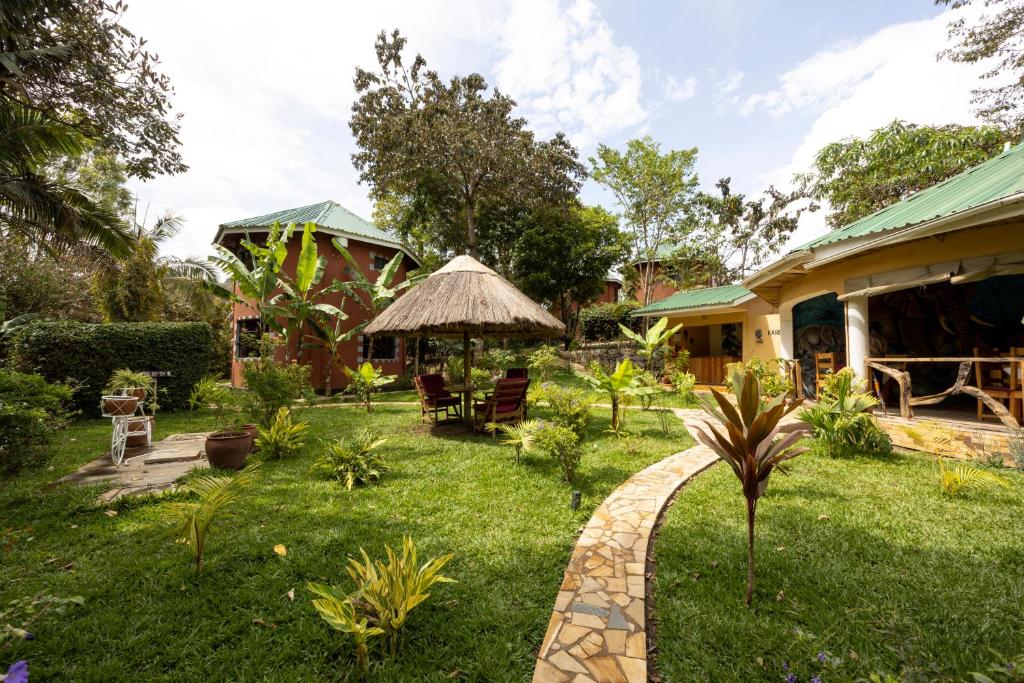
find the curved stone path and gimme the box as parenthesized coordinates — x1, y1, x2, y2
(532, 409, 719, 683)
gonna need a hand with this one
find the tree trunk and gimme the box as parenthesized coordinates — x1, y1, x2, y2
(466, 198, 479, 259)
(611, 394, 619, 430)
(745, 497, 757, 606)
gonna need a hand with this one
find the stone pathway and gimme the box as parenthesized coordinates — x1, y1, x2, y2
(56, 432, 209, 502)
(532, 408, 720, 683)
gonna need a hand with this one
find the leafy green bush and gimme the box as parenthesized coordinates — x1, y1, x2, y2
(313, 429, 389, 490)
(664, 347, 691, 376)
(534, 423, 584, 483)
(579, 301, 642, 341)
(671, 371, 697, 404)
(527, 344, 563, 382)
(724, 358, 792, 398)
(343, 362, 396, 412)
(8, 321, 214, 417)
(479, 348, 520, 374)
(0, 369, 73, 472)
(254, 407, 309, 459)
(309, 536, 454, 669)
(241, 336, 312, 425)
(798, 368, 892, 458)
(533, 384, 592, 435)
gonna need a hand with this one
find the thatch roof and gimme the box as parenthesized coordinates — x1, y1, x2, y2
(363, 255, 565, 337)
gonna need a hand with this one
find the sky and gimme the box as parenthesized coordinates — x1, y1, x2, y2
(122, 0, 998, 260)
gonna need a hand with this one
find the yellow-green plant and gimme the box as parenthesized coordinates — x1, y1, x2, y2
(583, 358, 637, 431)
(254, 407, 309, 459)
(936, 457, 1009, 496)
(345, 536, 454, 656)
(618, 316, 682, 370)
(527, 344, 563, 382)
(693, 370, 807, 605)
(343, 362, 396, 412)
(307, 582, 384, 672)
(160, 463, 259, 573)
(496, 419, 543, 463)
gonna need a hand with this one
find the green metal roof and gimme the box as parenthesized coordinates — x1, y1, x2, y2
(800, 141, 1024, 250)
(636, 284, 752, 315)
(219, 200, 400, 246)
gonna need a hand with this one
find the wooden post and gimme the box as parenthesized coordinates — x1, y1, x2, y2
(413, 336, 420, 377)
(463, 331, 472, 425)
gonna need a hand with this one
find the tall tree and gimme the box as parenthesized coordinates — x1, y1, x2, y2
(800, 120, 1007, 230)
(350, 30, 584, 261)
(938, 0, 1024, 133)
(665, 178, 812, 288)
(1, 0, 185, 179)
(513, 204, 628, 346)
(590, 136, 699, 309)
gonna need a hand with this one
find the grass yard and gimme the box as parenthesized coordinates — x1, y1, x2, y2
(652, 449, 1024, 682)
(0, 401, 691, 681)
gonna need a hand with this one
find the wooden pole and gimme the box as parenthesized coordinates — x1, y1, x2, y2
(463, 331, 472, 425)
(413, 336, 420, 377)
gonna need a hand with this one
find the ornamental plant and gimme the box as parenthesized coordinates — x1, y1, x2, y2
(527, 344, 563, 382)
(0, 369, 73, 472)
(254, 407, 309, 459)
(936, 457, 1009, 496)
(798, 367, 892, 458)
(242, 335, 313, 425)
(343, 362, 396, 412)
(534, 423, 584, 484)
(583, 358, 637, 431)
(536, 385, 593, 436)
(618, 316, 682, 371)
(313, 430, 389, 490)
(309, 535, 455, 666)
(692, 369, 807, 605)
(496, 419, 543, 463)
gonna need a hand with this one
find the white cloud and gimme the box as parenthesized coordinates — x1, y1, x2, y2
(745, 6, 1003, 248)
(492, 0, 647, 147)
(660, 73, 698, 102)
(714, 67, 744, 96)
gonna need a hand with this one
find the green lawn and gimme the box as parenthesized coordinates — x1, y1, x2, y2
(651, 449, 1024, 681)
(0, 402, 690, 681)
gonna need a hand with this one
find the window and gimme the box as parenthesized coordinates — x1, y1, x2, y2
(368, 251, 390, 272)
(361, 335, 397, 361)
(236, 319, 262, 359)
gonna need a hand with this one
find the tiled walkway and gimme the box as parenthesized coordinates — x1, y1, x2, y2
(532, 409, 719, 683)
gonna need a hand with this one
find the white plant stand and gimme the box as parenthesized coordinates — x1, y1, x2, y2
(103, 391, 151, 466)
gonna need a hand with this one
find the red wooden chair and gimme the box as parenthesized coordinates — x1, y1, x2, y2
(505, 367, 528, 379)
(414, 373, 462, 424)
(473, 378, 529, 434)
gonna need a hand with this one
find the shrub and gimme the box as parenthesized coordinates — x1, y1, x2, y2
(479, 348, 520, 374)
(527, 344, 563, 382)
(1010, 430, 1024, 471)
(8, 321, 214, 417)
(535, 423, 584, 483)
(241, 336, 312, 425)
(308, 536, 454, 668)
(187, 374, 244, 433)
(671, 371, 697, 404)
(254, 407, 309, 459)
(343, 362, 396, 412)
(724, 358, 792, 398)
(799, 368, 892, 459)
(579, 301, 642, 341)
(313, 430, 389, 490)
(536, 385, 592, 435)
(632, 369, 662, 410)
(936, 457, 1009, 496)
(0, 369, 73, 472)
(664, 347, 691, 376)
(496, 419, 543, 463)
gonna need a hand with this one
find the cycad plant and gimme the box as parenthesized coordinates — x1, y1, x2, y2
(583, 358, 637, 431)
(618, 316, 682, 371)
(692, 370, 807, 605)
(496, 419, 543, 463)
(160, 463, 259, 574)
(937, 457, 1009, 496)
(798, 368, 892, 458)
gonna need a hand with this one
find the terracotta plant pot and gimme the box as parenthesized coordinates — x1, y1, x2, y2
(240, 424, 259, 452)
(205, 431, 250, 470)
(126, 416, 155, 448)
(125, 387, 148, 403)
(102, 395, 139, 416)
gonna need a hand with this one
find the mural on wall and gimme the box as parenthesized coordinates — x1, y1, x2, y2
(793, 293, 845, 398)
(721, 323, 741, 357)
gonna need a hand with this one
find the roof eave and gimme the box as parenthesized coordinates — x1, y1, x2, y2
(636, 293, 757, 318)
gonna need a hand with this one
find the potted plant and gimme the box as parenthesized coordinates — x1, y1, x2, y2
(191, 377, 250, 470)
(105, 369, 156, 406)
(101, 394, 139, 416)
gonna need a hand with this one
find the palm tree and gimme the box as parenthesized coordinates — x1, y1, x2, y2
(0, 99, 131, 256)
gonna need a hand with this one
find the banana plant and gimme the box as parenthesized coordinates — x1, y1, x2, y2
(308, 315, 363, 394)
(329, 239, 425, 361)
(206, 220, 294, 333)
(619, 316, 683, 371)
(343, 362, 397, 412)
(691, 370, 807, 605)
(272, 222, 344, 362)
(583, 359, 637, 431)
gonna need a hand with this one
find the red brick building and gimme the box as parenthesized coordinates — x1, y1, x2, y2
(214, 201, 420, 392)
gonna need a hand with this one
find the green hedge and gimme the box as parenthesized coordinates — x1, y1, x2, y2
(8, 321, 214, 417)
(579, 301, 642, 341)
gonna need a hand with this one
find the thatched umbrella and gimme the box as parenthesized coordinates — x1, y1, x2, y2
(364, 254, 565, 423)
